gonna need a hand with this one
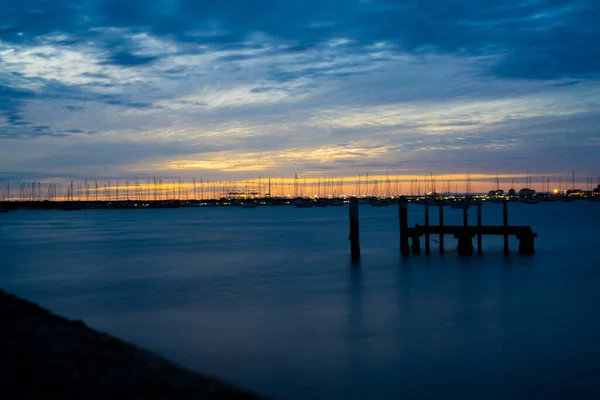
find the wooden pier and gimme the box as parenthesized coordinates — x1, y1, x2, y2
(404, 224, 537, 255)
(400, 198, 536, 256)
(350, 197, 537, 260)
(349, 197, 360, 262)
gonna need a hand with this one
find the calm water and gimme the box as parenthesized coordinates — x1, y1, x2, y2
(2, 203, 600, 399)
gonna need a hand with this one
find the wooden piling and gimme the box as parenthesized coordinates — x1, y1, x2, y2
(477, 204, 483, 254)
(439, 205, 444, 253)
(349, 197, 360, 262)
(424, 203, 430, 254)
(503, 200, 509, 255)
(411, 233, 421, 254)
(457, 231, 474, 255)
(519, 233, 535, 254)
(458, 203, 473, 255)
(399, 197, 410, 256)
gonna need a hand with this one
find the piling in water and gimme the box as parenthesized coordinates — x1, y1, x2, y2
(477, 204, 483, 254)
(349, 197, 360, 262)
(457, 204, 473, 255)
(457, 231, 474, 255)
(411, 233, 421, 254)
(439, 204, 444, 254)
(399, 198, 410, 256)
(424, 203, 430, 254)
(503, 200, 509, 255)
(519, 233, 535, 254)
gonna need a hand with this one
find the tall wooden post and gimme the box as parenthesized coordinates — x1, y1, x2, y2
(519, 230, 535, 254)
(503, 200, 509, 255)
(457, 202, 473, 255)
(411, 233, 421, 254)
(349, 197, 360, 262)
(477, 204, 483, 254)
(439, 205, 444, 253)
(424, 203, 430, 254)
(457, 231, 473, 255)
(399, 197, 410, 256)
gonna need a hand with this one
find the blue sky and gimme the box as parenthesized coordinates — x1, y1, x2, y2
(1, 0, 599, 187)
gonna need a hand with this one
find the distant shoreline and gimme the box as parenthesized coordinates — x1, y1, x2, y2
(1, 192, 599, 211)
(0, 289, 263, 399)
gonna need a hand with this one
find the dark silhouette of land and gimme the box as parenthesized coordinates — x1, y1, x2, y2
(0, 289, 263, 399)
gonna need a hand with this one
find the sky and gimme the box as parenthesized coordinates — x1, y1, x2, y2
(1, 0, 599, 194)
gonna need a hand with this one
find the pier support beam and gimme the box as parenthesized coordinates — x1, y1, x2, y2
(503, 200, 509, 255)
(349, 197, 360, 262)
(399, 198, 410, 256)
(519, 234, 535, 254)
(457, 231, 474, 255)
(411, 234, 421, 254)
(477, 204, 483, 254)
(439, 205, 444, 254)
(424, 203, 430, 254)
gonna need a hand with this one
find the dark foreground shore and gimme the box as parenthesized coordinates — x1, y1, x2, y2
(0, 289, 264, 399)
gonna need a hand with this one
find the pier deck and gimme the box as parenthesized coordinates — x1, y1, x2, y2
(406, 224, 537, 255)
(397, 198, 537, 257)
(407, 224, 536, 237)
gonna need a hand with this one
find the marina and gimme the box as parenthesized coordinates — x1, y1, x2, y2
(1, 173, 599, 207)
(1, 186, 599, 211)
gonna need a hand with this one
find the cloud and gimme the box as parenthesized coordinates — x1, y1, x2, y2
(2, 1, 598, 80)
(160, 143, 394, 173)
(0, 83, 64, 138)
(100, 51, 160, 67)
(0, 0, 599, 184)
(65, 105, 85, 111)
(0, 83, 33, 117)
(215, 54, 262, 63)
(0, 1, 82, 44)
(98, 0, 598, 80)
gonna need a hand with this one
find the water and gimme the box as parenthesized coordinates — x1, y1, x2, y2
(2, 203, 600, 399)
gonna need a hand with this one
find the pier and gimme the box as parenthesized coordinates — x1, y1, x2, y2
(350, 197, 537, 260)
(399, 198, 537, 256)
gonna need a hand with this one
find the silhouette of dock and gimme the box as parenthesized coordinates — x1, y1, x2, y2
(399, 199, 536, 256)
(348, 197, 537, 261)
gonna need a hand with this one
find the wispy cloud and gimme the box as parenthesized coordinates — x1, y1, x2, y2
(0, 0, 599, 183)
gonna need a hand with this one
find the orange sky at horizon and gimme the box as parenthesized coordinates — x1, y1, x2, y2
(3, 172, 597, 202)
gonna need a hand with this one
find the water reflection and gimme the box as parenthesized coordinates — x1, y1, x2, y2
(1, 204, 600, 399)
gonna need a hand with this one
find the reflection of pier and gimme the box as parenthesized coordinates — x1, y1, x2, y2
(399, 199, 536, 256)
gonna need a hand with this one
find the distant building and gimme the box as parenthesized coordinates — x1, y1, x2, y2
(566, 189, 584, 196)
(519, 188, 536, 197)
(508, 188, 516, 197)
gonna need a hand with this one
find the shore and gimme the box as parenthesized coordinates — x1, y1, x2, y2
(0, 289, 263, 399)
